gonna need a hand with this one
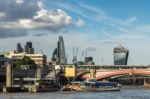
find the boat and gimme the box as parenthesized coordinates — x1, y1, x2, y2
(61, 79, 121, 92)
(83, 79, 121, 92)
(143, 81, 150, 88)
(61, 81, 84, 91)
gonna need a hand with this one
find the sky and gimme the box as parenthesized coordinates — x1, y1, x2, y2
(1, 0, 150, 65)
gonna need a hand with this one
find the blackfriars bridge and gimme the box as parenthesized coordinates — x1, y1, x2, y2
(64, 65, 150, 81)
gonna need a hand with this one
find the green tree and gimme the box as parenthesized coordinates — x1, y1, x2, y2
(14, 56, 36, 69)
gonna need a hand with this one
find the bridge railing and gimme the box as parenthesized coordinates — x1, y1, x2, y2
(77, 65, 150, 70)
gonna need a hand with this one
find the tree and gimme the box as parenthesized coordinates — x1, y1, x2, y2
(14, 56, 36, 69)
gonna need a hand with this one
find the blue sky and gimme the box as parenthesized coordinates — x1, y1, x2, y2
(0, 0, 150, 65)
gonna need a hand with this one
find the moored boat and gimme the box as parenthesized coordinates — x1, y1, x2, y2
(61, 79, 121, 92)
(61, 81, 84, 91)
(83, 79, 121, 92)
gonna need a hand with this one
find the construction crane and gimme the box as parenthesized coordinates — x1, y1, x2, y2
(80, 51, 84, 61)
(85, 51, 87, 58)
(40, 49, 44, 55)
(76, 47, 78, 60)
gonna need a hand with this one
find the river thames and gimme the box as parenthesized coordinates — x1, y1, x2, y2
(0, 86, 150, 99)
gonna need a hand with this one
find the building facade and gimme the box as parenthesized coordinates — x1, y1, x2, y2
(85, 57, 95, 65)
(16, 43, 23, 53)
(51, 36, 67, 65)
(24, 42, 34, 54)
(58, 36, 67, 64)
(5, 51, 47, 67)
(113, 46, 129, 65)
(0, 55, 9, 68)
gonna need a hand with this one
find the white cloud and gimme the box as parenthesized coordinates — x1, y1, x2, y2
(30, 9, 73, 30)
(76, 19, 85, 27)
(84, 45, 97, 51)
(0, 12, 5, 18)
(16, 0, 24, 4)
(37, 1, 44, 8)
(124, 16, 137, 25)
(0, 0, 82, 38)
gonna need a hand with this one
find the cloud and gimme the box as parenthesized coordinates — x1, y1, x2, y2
(0, 12, 5, 18)
(84, 45, 97, 51)
(16, 0, 24, 4)
(124, 16, 137, 25)
(0, 0, 81, 38)
(0, 28, 28, 38)
(32, 33, 48, 37)
(0, 0, 39, 21)
(31, 9, 73, 31)
(75, 19, 85, 27)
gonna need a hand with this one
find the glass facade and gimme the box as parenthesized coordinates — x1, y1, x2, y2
(113, 47, 129, 65)
(58, 36, 67, 64)
(51, 36, 67, 64)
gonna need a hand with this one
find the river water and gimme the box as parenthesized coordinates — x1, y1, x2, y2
(0, 86, 150, 99)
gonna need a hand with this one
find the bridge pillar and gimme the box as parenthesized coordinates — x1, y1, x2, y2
(90, 68, 96, 79)
(36, 65, 41, 80)
(6, 62, 13, 87)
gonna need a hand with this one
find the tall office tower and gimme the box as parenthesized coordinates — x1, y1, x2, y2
(113, 46, 129, 65)
(51, 36, 67, 64)
(24, 42, 34, 54)
(57, 36, 67, 64)
(16, 43, 23, 53)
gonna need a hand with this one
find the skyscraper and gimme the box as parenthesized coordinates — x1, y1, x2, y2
(24, 42, 34, 54)
(57, 36, 67, 64)
(113, 46, 129, 65)
(51, 48, 58, 64)
(16, 43, 23, 53)
(51, 36, 67, 64)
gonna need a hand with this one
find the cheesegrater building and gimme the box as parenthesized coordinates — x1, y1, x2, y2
(113, 46, 129, 65)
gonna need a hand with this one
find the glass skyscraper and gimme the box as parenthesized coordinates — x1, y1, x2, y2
(58, 36, 67, 64)
(16, 43, 23, 53)
(24, 42, 34, 54)
(51, 36, 67, 64)
(113, 46, 129, 65)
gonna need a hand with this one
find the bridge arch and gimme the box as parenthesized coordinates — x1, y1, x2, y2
(78, 69, 150, 80)
(77, 71, 90, 79)
(97, 71, 150, 80)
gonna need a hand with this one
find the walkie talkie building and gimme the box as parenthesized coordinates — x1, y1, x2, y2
(113, 46, 129, 65)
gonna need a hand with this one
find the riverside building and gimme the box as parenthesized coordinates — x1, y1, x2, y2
(5, 51, 47, 67)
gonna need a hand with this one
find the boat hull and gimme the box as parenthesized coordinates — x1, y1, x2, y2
(83, 87, 120, 92)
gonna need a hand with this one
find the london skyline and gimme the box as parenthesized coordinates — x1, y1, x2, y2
(0, 0, 150, 65)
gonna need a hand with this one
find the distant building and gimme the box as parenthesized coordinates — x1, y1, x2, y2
(5, 51, 47, 67)
(113, 46, 129, 65)
(0, 55, 9, 67)
(85, 57, 95, 65)
(51, 36, 67, 65)
(24, 42, 34, 54)
(16, 43, 23, 53)
(51, 48, 58, 65)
